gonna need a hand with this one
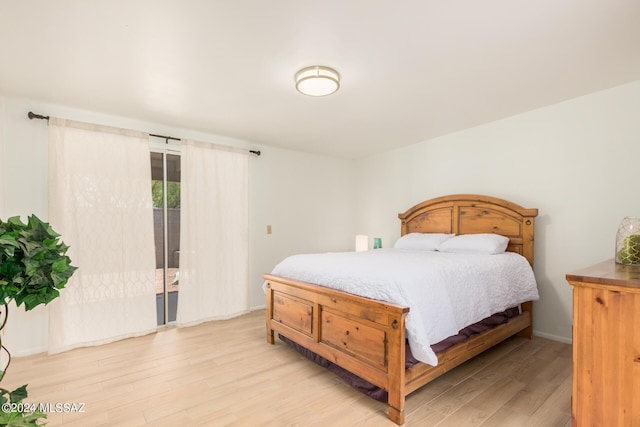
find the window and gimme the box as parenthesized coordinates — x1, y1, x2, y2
(150, 143, 181, 325)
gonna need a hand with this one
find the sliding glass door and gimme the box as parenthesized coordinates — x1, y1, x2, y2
(150, 150, 181, 325)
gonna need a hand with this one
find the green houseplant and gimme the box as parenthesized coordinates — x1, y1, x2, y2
(0, 215, 77, 426)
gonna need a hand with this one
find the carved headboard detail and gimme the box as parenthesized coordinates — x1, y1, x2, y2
(398, 194, 538, 266)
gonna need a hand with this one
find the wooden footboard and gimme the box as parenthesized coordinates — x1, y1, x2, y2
(264, 274, 410, 424)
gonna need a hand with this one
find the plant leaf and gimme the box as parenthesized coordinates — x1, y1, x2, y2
(7, 217, 26, 228)
(0, 237, 20, 248)
(52, 259, 69, 273)
(9, 385, 28, 403)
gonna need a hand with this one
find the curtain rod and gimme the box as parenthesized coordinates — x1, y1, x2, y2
(28, 111, 261, 157)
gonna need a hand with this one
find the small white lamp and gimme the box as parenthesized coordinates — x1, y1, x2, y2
(355, 235, 368, 252)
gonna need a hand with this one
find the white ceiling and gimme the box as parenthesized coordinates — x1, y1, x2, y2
(1, 1, 639, 159)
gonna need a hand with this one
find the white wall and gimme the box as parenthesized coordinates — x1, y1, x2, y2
(0, 94, 356, 355)
(355, 80, 640, 343)
(249, 146, 356, 309)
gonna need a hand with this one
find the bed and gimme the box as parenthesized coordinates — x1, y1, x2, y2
(264, 194, 538, 424)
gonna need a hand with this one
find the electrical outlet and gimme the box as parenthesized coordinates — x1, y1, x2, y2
(266, 225, 272, 234)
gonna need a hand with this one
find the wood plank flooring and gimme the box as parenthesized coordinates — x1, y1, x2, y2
(1, 310, 572, 426)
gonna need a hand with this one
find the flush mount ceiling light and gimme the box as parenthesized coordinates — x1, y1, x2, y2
(295, 66, 340, 96)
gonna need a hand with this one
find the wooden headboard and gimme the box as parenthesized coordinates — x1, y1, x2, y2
(398, 194, 538, 266)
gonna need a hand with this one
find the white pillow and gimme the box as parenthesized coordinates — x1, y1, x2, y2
(437, 233, 509, 254)
(393, 233, 454, 251)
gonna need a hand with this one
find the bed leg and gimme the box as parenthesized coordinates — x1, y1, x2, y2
(516, 301, 533, 339)
(266, 282, 275, 344)
(387, 312, 407, 425)
(388, 404, 405, 425)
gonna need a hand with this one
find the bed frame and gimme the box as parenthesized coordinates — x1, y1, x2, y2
(264, 194, 538, 424)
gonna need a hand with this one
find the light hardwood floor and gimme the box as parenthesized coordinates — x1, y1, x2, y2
(2, 310, 572, 426)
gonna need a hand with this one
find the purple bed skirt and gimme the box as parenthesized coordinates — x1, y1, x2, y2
(279, 306, 520, 402)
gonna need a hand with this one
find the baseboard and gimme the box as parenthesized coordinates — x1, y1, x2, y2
(533, 330, 572, 344)
(250, 304, 266, 311)
(10, 345, 48, 358)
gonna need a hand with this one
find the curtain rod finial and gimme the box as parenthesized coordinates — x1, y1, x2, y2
(28, 111, 50, 121)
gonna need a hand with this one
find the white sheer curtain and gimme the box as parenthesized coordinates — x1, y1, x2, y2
(176, 140, 249, 327)
(48, 118, 157, 354)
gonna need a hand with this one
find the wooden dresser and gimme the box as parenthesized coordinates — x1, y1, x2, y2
(566, 259, 640, 426)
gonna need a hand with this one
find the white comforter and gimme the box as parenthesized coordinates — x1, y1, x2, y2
(267, 248, 539, 366)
